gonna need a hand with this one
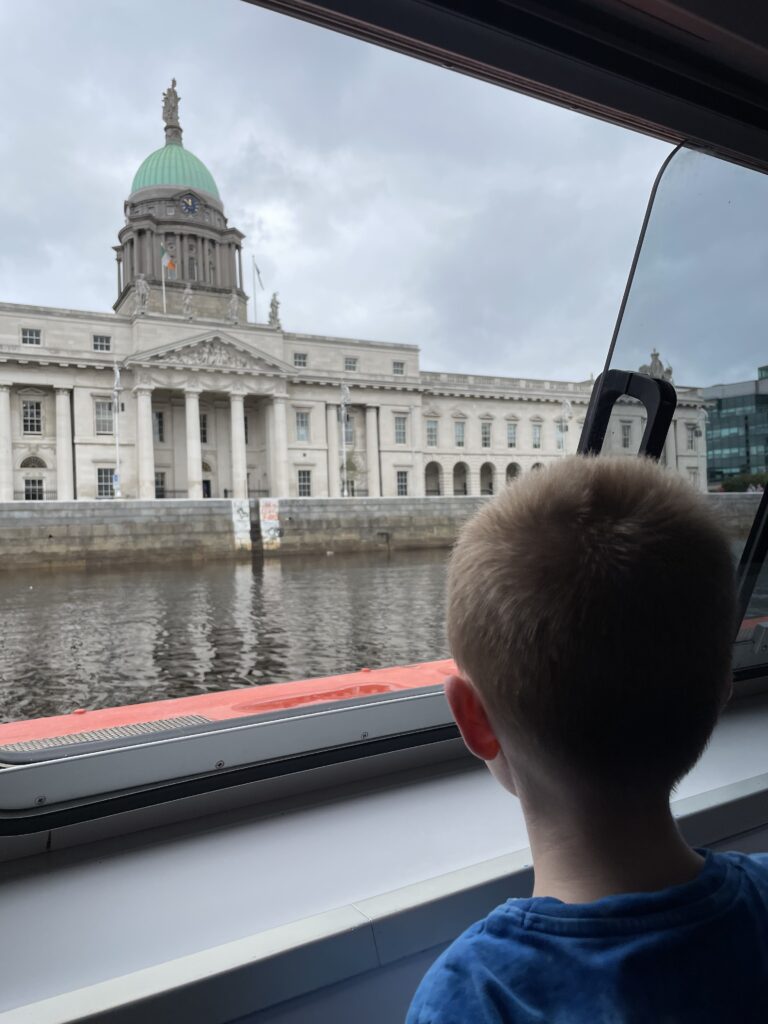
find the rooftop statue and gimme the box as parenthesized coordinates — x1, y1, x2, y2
(639, 348, 674, 384)
(162, 79, 180, 127)
(269, 292, 281, 329)
(182, 283, 194, 319)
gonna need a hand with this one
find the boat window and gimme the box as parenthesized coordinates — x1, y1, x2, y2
(592, 146, 768, 678)
(0, 0, 720, 816)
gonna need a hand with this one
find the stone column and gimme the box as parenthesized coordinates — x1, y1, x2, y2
(270, 396, 289, 497)
(0, 385, 13, 502)
(237, 246, 244, 291)
(229, 391, 248, 500)
(326, 403, 341, 497)
(55, 388, 74, 501)
(135, 387, 156, 500)
(365, 406, 381, 497)
(185, 389, 203, 499)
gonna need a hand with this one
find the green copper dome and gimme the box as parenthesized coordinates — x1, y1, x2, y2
(130, 145, 220, 199)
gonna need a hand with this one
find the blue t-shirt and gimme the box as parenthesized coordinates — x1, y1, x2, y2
(407, 850, 768, 1023)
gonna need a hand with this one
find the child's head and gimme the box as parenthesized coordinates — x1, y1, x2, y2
(446, 456, 736, 799)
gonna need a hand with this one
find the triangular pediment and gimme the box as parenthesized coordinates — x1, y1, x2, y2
(126, 331, 291, 375)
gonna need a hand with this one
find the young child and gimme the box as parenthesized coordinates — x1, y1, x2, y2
(407, 456, 768, 1023)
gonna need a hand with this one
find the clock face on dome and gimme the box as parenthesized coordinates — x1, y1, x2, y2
(180, 194, 198, 215)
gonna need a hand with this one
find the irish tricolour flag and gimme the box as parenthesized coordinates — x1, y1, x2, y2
(161, 244, 176, 273)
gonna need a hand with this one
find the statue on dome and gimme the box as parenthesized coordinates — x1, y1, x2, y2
(134, 274, 150, 316)
(162, 79, 180, 126)
(639, 348, 674, 384)
(228, 289, 240, 324)
(182, 283, 194, 319)
(269, 292, 281, 329)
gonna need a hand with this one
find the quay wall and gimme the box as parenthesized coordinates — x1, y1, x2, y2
(0, 499, 253, 571)
(258, 492, 764, 557)
(0, 493, 759, 571)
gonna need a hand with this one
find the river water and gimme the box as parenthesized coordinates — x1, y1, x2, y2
(0, 551, 450, 723)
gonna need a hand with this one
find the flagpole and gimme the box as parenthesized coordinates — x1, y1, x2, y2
(161, 258, 167, 314)
(251, 255, 257, 323)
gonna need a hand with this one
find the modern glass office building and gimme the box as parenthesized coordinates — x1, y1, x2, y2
(703, 367, 768, 483)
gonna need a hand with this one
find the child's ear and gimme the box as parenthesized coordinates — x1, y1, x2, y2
(444, 674, 500, 762)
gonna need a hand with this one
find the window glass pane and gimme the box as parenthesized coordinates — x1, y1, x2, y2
(595, 145, 768, 659)
(296, 410, 310, 442)
(22, 400, 42, 434)
(532, 423, 542, 449)
(95, 400, 113, 434)
(0, 5, 684, 752)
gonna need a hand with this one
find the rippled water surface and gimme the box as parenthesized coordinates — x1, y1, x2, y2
(0, 551, 450, 722)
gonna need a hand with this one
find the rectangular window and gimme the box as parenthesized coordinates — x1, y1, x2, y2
(153, 410, 165, 443)
(344, 357, 358, 372)
(154, 471, 166, 499)
(621, 422, 632, 449)
(481, 422, 492, 448)
(688, 468, 700, 488)
(21, 328, 41, 346)
(507, 422, 517, 448)
(394, 415, 407, 445)
(297, 469, 312, 497)
(93, 335, 111, 352)
(396, 470, 408, 496)
(296, 410, 310, 443)
(22, 400, 42, 434)
(95, 399, 114, 435)
(343, 412, 354, 446)
(293, 352, 307, 368)
(244, 416, 249, 446)
(426, 419, 438, 447)
(392, 361, 405, 375)
(532, 423, 542, 449)
(24, 479, 44, 501)
(687, 424, 697, 451)
(455, 421, 465, 447)
(97, 467, 115, 499)
(199, 413, 208, 445)
(556, 421, 566, 451)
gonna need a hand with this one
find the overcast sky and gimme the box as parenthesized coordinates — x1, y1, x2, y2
(0, 0, 681, 381)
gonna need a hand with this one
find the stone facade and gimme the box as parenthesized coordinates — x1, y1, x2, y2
(0, 85, 708, 503)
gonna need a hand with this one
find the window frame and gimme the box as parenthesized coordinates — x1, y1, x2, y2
(21, 399, 42, 435)
(426, 418, 438, 447)
(532, 422, 542, 449)
(295, 410, 310, 443)
(481, 421, 492, 448)
(297, 468, 312, 496)
(97, 466, 115, 499)
(153, 410, 165, 444)
(396, 469, 409, 495)
(344, 356, 358, 372)
(507, 421, 517, 448)
(394, 414, 407, 445)
(94, 399, 114, 436)
(392, 360, 405, 376)
(20, 327, 41, 346)
(93, 334, 112, 353)
(454, 420, 465, 447)
(199, 412, 208, 445)
(293, 352, 308, 368)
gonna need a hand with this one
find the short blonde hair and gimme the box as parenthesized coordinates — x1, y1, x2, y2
(447, 456, 736, 790)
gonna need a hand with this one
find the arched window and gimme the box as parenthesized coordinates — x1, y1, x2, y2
(480, 462, 495, 495)
(531, 462, 544, 471)
(202, 461, 212, 473)
(506, 462, 521, 483)
(20, 456, 46, 469)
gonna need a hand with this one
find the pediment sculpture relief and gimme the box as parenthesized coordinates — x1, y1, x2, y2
(149, 338, 260, 370)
